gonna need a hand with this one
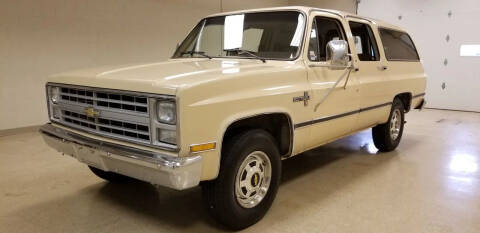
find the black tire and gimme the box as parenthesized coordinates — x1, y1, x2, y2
(372, 98, 405, 152)
(88, 166, 132, 183)
(202, 129, 281, 230)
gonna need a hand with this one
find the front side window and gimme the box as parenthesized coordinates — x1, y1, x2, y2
(173, 11, 305, 60)
(308, 17, 345, 61)
(379, 28, 420, 61)
(349, 21, 380, 61)
(307, 19, 319, 61)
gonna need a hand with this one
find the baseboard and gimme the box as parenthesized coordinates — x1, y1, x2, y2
(0, 125, 41, 137)
(424, 107, 480, 114)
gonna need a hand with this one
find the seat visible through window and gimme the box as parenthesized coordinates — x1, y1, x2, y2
(308, 17, 345, 61)
(348, 21, 380, 61)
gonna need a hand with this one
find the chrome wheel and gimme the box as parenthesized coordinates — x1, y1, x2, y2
(235, 151, 272, 208)
(390, 109, 401, 141)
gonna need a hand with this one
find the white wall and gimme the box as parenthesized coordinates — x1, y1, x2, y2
(359, 0, 480, 112)
(0, 0, 288, 131)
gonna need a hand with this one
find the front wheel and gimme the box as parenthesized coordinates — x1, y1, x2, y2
(202, 129, 281, 230)
(372, 98, 405, 152)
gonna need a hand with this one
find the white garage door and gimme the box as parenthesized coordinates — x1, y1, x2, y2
(359, 0, 480, 112)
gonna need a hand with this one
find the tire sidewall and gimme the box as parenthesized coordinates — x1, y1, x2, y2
(218, 130, 281, 227)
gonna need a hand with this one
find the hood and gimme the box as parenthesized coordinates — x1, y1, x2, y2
(48, 58, 285, 95)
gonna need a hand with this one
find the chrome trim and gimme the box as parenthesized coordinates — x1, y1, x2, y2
(48, 82, 176, 99)
(46, 83, 179, 151)
(39, 124, 202, 190)
(309, 8, 345, 18)
(389, 108, 402, 140)
(235, 151, 271, 208)
(345, 14, 375, 23)
(149, 98, 179, 149)
(295, 101, 392, 129)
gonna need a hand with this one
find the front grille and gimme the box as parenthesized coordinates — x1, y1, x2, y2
(63, 110, 96, 130)
(60, 87, 148, 114)
(52, 84, 153, 145)
(63, 110, 150, 142)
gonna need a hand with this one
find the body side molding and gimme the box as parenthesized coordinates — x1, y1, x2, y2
(294, 102, 392, 129)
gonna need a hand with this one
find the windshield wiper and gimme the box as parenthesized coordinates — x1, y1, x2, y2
(180, 50, 212, 59)
(224, 48, 266, 63)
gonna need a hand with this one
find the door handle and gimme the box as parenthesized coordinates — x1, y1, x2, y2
(378, 65, 388, 71)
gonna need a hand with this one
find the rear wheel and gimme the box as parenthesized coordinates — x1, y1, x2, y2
(202, 129, 281, 230)
(372, 98, 405, 152)
(88, 166, 132, 183)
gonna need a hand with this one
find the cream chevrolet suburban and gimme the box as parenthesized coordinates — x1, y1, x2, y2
(40, 6, 426, 230)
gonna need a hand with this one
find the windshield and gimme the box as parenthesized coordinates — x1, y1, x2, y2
(172, 11, 306, 60)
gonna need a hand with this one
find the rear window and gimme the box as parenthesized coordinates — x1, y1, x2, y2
(379, 28, 419, 61)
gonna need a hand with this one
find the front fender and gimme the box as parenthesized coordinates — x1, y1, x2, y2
(176, 62, 310, 180)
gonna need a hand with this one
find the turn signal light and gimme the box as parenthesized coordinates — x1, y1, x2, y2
(190, 142, 216, 153)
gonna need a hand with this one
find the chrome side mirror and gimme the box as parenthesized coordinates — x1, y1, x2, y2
(326, 40, 349, 69)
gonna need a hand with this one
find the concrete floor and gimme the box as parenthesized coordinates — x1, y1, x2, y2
(1, 109, 479, 233)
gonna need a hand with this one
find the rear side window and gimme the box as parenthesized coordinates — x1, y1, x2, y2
(348, 21, 380, 61)
(379, 28, 420, 61)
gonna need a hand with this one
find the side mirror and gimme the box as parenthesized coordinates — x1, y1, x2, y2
(326, 40, 349, 69)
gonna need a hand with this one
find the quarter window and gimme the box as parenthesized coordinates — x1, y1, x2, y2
(308, 17, 345, 61)
(348, 21, 380, 61)
(379, 28, 420, 61)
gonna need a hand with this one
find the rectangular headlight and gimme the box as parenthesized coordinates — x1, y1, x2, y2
(49, 86, 60, 104)
(46, 84, 61, 122)
(156, 101, 176, 124)
(157, 128, 177, 145)
(150, 98, 178, 147)
(52, 106, 62, 119)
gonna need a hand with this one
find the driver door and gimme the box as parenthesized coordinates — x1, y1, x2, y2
(302, 13, 361, 150)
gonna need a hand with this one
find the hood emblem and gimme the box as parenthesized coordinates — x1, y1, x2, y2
(84, 107, 100, 118)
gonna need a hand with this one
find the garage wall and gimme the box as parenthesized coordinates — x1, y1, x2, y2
(0, 0, 288, 131)
(288, 0, 356, 13)
(359, 0, 480, 112)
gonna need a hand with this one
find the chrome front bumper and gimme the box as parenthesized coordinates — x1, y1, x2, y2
(39, 124, 202, 190)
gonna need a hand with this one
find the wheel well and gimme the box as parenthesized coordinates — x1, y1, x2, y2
(223, 113, 292, 157)
(395, 93, 412, 112)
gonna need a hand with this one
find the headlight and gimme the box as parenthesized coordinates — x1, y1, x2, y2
(50, 86, 60, 103)
(52, 106, 62, 119)
(151, 99, 178, 146)
(156, 101, 176, 124)
(157, 128, 177, 145)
